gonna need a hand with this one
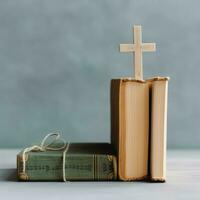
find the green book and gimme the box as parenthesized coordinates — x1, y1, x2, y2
(17, 143, 117, 181)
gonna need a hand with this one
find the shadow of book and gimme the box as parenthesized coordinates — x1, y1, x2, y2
(0, 168, 17, 181)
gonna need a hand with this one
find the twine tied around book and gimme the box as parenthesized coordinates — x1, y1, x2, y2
(22, 132, 70, 182)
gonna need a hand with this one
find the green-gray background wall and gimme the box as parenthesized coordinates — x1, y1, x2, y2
(0, 0, 198, 148)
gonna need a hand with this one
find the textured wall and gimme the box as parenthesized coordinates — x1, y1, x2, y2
(0, 0, 199, 148)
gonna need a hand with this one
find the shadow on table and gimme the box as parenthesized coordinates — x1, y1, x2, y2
(0, 168, 17, 181)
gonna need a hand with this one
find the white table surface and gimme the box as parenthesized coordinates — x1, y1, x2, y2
(0, 149, 199, 200)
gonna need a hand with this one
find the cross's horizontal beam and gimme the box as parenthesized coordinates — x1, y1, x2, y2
(119, 43, 156, 53)
(142, 43, 156, 52)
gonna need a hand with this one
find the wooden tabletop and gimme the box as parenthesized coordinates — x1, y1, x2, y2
(0, 149, 199, 200)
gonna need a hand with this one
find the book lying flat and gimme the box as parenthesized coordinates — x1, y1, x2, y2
(111, 78, 149, 181)
(147, 77, 169, 182)
(17, 143, 117, 181)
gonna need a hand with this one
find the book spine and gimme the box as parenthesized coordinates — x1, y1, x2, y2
(17, 153, 117, 181)
(150, 79, 168, 182)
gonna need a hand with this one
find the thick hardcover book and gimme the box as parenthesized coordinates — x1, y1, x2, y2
(17, 143, 117, 181)
(111, 78, 149, 181)
(147, 77, 169, 182)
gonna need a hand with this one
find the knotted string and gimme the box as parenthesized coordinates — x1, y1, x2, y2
(22, 132, 70, 182)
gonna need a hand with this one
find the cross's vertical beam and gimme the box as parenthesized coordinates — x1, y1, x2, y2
(134, 25, 143, 80)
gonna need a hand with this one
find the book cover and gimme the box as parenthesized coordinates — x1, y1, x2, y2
(17, 143, 117, 181)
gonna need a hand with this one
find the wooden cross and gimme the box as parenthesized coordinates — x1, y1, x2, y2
(119, 25, 156, 80)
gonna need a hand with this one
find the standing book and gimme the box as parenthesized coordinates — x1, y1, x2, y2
(111, 78, 149, 180)
(17, 143, 117, 181)
(148, 77, 169, 182)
